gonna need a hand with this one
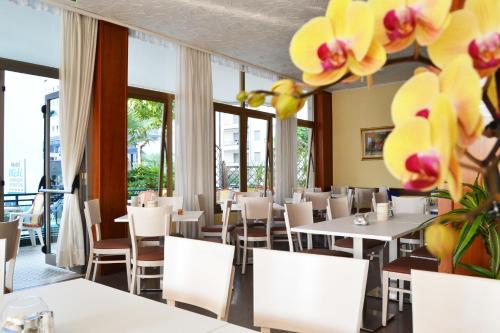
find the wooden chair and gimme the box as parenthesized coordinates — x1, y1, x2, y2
(127, 205, 172, 295)
(382, 257, 438, 326)
(392, 196, 427, 254)
(327, 197, 385, 282)
(162, 236, 235, 321)
(0, 239, 5, 296)
(10, 193, 44, 246)
(84, 199, 131, 289)
(285, 202, 350, 257)
(235, 197, 272, 274)
(0, 219, 21, 293)
(197, 194, 234, 243)
(412, 270, 500, 333)
(253, 248, 369, 333)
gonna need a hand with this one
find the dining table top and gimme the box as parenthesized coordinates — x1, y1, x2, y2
(0, 279, 256, 333)
(290, 213, 431, 242)
(115, 210, 204, 223)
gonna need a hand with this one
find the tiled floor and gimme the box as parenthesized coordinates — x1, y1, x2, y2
(96, 243, 413, 333)
(14, 245, 81, 291)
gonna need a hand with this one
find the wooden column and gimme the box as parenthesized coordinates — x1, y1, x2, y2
(313, 91, 333, 191)
(88, 21, 128, 243)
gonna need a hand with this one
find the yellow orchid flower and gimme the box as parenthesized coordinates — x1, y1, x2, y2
(425, 223, 458, 261)
(391, 55, 483, 147)
(384, 94, 462, 200)
(369, 0, 452, 53)
(289, 0, 386, 87)
(428, 0, 500, 77)
(270, 80, 306, 120)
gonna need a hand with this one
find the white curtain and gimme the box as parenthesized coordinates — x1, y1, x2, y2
(275, 117, 297, 204)
(175, 46, 214, 230)
(56, 10, 97, 267)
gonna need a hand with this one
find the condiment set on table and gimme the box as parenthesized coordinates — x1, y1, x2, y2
(1, 297, 54, 332)
(352, 202, 392, 225)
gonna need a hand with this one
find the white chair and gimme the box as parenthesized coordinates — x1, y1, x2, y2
(199, 199, 234, 244)
(234, 191, 261, 204)
(0, 219, 21, 293)
(9, 193, 44, 246)
(163, 236, 235, 321)
(0, 239, 5, 296)
(285, 202, 350, 257)
(292, 191, 303, 204)
(331, 185, 348, 195)
(253, 248, 369, 333)
(304, 191, 330, 218)
(354, 188, 376, 213)
(235, 197, 272, 274)
(412, 270, 500, 333)
(127, 205, 172, 295)
(157, 196, 183, 211)
(84, 199, 131, 289)
(138, 190, 157, 205)
(392, 196, 427, 254)
(372, 191, 389, 211)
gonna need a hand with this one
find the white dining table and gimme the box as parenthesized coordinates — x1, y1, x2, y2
(230, 203, 285, 211)
(291, 213, 430, 261)
(0, 279, 256, 333)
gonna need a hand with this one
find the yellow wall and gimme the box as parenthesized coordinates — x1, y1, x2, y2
(332, 82, 402, 188)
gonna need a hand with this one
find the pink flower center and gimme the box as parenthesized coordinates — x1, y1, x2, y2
(468, 32, 500, 70)
(404, 152, 440, 190)
(415, 108, 430, 118)
(383, 7, 417, 42)
(317, 40, 348, 71)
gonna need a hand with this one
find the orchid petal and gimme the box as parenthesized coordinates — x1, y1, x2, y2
(326, 0, 349, 37)
(391, 72, 440, 126)
(428, 10, 481, 69)
(439, 55, 483, 147)
(464, 0, 500, 35)
(343, 1, 374, 60)
(302, 65, 348, 86)
(411, 0, 452, 45)
(347, 40, 387, 76)
(446, 152, 463, 202)
(290, 17, 334, 74)
(369, 0, 405, 47)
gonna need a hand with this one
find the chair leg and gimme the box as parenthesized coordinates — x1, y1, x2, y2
(130, 263, 137, 294)
(92, 258, 98, 282)
(398, 280, 404, 311)
(85, 251, 94, 280)
(36, 228, 44, 246)
(327, 236, 332, 250)
(29, 230, 36, 246)
(125, 251, 131, 291)
(236, 238, 241, 265)
(242, 238, 248, 275)
(378, 247, 384, 286)
(382, 270, 389, 326)
(137, 267, 142, 295)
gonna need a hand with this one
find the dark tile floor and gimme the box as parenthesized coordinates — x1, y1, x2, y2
(97, 242, 413, 333)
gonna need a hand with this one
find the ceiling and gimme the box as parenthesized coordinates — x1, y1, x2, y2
(52, 0, 421, 89)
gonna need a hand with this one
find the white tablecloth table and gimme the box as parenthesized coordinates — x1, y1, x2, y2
(0, 279, 256, 333)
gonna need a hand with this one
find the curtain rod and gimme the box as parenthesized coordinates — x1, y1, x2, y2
(44, 0, 295, 81)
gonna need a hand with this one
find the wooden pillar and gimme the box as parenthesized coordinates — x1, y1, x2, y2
(313, 91, 333, 191)
(88, 21, 128, 243)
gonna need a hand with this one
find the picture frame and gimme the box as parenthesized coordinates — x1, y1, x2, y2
(360, 126, 393, 160)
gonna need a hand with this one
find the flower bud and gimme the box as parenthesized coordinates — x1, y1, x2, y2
(247, 93, 266, 108)
(425, 223, 458, 260)
(236, 91, 248, 103)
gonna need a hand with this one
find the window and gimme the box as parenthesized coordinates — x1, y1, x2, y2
(233, 153, 240, 163)
(215, 111, 240, 201)
(253, 152, 262, 163)
(296, 126, 313, 187)
(212, 62, 240, 105)
(254, 130, 261, 141)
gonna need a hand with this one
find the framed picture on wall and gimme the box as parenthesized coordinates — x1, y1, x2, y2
(360, 126, 393, 160)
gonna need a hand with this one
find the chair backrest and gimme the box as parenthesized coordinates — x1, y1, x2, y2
(292, 191, 303, 204)
(220, 200, 232, 244)
(392, 196, 426, 214)
(242, 197, 272, 221)
(127, 205, 172, 238)
(372, 192, 389, 211)
(138, 190, 157, 205)
(0, 239, 5, 296)
(354, 188, 375, 211)
(84, 199, 102, 243)
(412, 270, 500, 333)
(195, 194, 207, 212)
(331, 186, 348, 195)
(326, 197, 350, 220)
(163, 236, 235, 320)
(157, 196, 183, 211)
(31, 193, 44, 215)
(0, 219, 20, 262)
(305, 192, 330, 211)
(235, 191, 262, 204)
(254, 248, 369, 333)
(284, 202, 314, 251)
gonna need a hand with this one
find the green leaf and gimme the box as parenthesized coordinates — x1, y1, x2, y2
(453, 216, 482, 266)
(458, 263, 495, 279)
(431, 190, 452, 200)
(486, 226, 500, 276)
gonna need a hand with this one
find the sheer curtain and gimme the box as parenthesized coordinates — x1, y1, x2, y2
(175, 46, 214, 230)
(56, 10, 97, 267)
(275, 117, 297, 204)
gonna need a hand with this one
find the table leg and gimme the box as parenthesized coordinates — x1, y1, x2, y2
(353, 237, 364, 259)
